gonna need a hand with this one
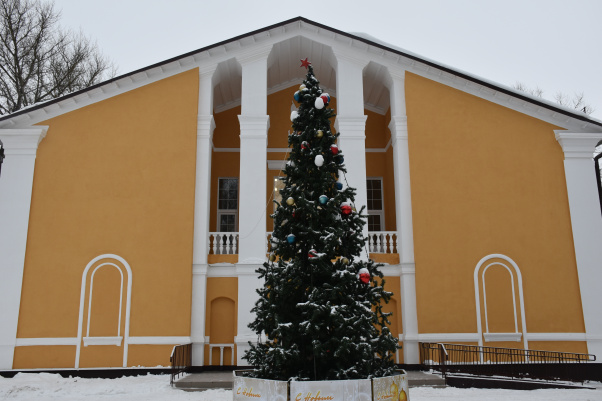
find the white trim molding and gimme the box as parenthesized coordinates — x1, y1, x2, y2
(127, 336, 192, 345)
(15, 338, 78, 346)
(526, 333, 587, 342)
(417, 333, 480, 343)
(15, 336, 191, 347)
(415, 332, 589, 343)
(483, 333, 522, 343)
(474, 254, 528, 350)
(75, 254, 132, 368)
(83, 336, 123, 347)
(267, 160, 286, 170)
(555, 131, 602, 357)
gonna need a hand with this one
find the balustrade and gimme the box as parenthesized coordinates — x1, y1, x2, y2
(207, 231, 398, 256)
(209, 343, 235, 366)
(367, 231, 398, 254)
(208, 232, 239, 255)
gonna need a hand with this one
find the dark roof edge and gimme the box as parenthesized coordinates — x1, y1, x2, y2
(1, 16, 600, 127)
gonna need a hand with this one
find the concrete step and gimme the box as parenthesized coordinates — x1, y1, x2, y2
(173, 370, 446, 391)
(445, 373, 596, 390)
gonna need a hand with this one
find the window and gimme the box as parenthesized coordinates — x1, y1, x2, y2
(366, 178, 384, 232)
(217, 178, 238, 232)
(273, 177, 285, 212)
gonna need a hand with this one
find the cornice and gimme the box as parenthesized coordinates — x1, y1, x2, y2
(238, 115, 270, 133)
(331, 45, 370, 70)
(389, 117, 408, 142)
(197, 115, 216, 137)
(0, 126, 48, 154)
(555, 131, 602, 159)
(235, 44, 273, 65)
(335, 116, 368, 139)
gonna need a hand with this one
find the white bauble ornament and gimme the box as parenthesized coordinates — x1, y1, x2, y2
(314, 97, 324, 109)
(290, 110, 299, 121)
(314, 155, 324, 167)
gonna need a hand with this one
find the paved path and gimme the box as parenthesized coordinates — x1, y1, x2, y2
(174, 370, 445, 391)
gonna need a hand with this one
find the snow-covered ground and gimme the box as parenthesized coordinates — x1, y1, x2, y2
(1, 373, 601, 400)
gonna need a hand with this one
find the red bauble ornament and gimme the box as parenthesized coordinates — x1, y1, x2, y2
(301, 141, 309, 150)
(358, 268, 370, 284)
(330, 144, 339, 155)
(320, 94, 329, 105)
(341, 204, 352, 216)
(308, 249, 318, 259)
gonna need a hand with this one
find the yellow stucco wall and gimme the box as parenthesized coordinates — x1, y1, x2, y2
(14, 69, 200, 368)
(13, 67, 587, 370)
(405, 72, 585, 344)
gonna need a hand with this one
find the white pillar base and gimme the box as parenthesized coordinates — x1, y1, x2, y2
(586, 338, 602, 358)
(236, 264, 262, 366)
(400, 263, 420, 364)
(191, 264, 208, 366)
(191, 342, 205, 366)
(402, 340, 420, 365)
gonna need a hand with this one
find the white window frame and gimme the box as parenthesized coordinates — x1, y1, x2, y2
(217, 177, 239, 232)
(366, 177, 385, 232)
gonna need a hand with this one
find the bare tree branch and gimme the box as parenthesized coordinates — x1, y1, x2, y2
(0, 0, 116, 115)
(514, 81, 595, 115)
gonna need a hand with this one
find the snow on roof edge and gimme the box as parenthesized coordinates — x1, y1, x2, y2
(350, 32, 602, 126)
(0, 18, 600, 128)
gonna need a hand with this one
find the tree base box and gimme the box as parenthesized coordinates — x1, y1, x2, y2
(233, 370, 408, 401)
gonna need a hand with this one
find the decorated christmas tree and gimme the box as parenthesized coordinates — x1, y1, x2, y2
(244, 59, 399, 381)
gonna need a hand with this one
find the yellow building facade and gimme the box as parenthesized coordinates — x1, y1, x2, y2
(1, 17, 601, 370)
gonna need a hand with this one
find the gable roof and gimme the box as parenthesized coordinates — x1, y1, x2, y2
(1, 16, 600, 131)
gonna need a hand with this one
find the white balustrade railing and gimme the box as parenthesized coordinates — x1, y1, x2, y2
(208, 232, 239, 255)
(209, 343, 235, 366)
(367, 231, 398, 254)
(208, 231, 400, 256)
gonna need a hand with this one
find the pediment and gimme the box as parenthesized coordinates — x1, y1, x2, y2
(0, 17, 600, 133)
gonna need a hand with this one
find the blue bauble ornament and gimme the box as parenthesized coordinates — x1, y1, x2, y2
(319, 195, 328, 205)
(337, 155, 344, 164)
(336, 182, 343, 190)
(294, 91, 301, 102)
(287, 234, 296, 244)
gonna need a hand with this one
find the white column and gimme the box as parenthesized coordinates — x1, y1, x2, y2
(0, 127, 47, 369)
(191, 65, 217, 365)
(237, 47, 271, 263)
(388, 70, 419, 364)
(333, 50, 369, 260)
(555, 132, 602, 357)
(235, 46, 271, 364)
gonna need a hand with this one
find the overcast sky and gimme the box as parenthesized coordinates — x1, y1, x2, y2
(53, 0, 602, 119)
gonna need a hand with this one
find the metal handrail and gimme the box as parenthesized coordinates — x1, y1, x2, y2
(170, 343, 192, 387)
(420, 342, 596, 381)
